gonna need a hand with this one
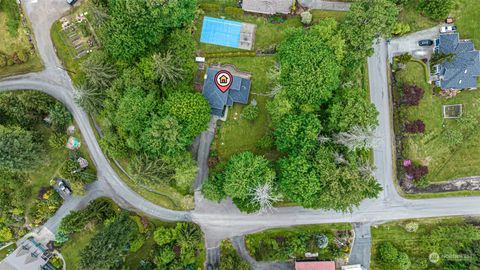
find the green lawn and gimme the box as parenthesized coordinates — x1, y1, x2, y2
(209, 56, 281, 162)
(0, 0, 43, 78)
(61, 227, 98, 270)
(371, 217, 480, 270)
(452, 0, 480, 48)
(395, 61, 480, 183)
(245, 223, 352, 262)
(310, 10, 346, 23)
(0, 243, 16, 261)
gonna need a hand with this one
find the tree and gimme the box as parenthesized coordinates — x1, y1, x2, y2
(277, 19, 343, 108)
(80, 51, 117, 89)
(334, 125, 377, 151)
(141, 51, 184, 85)
(327, 87, 378, 132)
(418, 0, 453, 20)
(221, 152, 276, 212)
(0, 125, 41, 170)
(392, 22, 411, 36)
(154, 226, 177, 246)
(341, 0, 398, 65)
(48, 103, 72, 131)
(140, 115, 188, 157)
(162, 91, 211, 140)
(0, 225, 13, 242)
(74, 82, 105, 113)
(128, 155, 174, 186)
(79, 212, 138, 270)
(402, 84, 424, 105)
(249, 182, 282, 214)
(300, 11, 312, 25)
(274, 113, 321, 154)
(241, 103, 259, 120)
(378, 242, 399, 264)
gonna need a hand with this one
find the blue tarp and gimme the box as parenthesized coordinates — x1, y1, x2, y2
(200, 17, 242, 49)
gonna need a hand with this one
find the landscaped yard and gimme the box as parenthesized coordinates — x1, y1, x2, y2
(245, 224, 352, 262)
(371, 217, 480, 270)
(0, 0, 42, 78)
(61, 228, 98, 270)
(452, 0, 480, 47)
(210, 56, 280, 161)
(394, 61, 480, 183)
(397, 0, 438, 33)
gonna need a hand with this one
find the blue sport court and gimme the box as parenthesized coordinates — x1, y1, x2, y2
(200, 17, 242, 49)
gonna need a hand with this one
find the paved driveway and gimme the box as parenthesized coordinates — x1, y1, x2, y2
(388, 26, 440, 62)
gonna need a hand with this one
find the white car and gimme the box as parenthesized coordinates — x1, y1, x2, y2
(440, 25, 457, 33)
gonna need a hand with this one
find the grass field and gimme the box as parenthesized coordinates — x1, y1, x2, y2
(61, 228, 98, 270)
(452, 0, 480, 47)
(0, 243, 16, 261)
(397, 0, 438, 33)
(210, 56, 281, 161)
(0, 0, 42, 78)
(245, 223, 352, 262)
(371, 217, 480, 270)
(394, 61, 480, 183)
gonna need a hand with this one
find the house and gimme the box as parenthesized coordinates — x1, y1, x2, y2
(294, 261, 336, 270)
(342, 264, 367, 270)
(202, 65, 251, 117)
(242, 0, 294, 15)
(0, 238, 55, 270)
(433, 33, 480, 90)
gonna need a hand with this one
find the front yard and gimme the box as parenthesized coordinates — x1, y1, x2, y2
(394, 61, 480, 184)
(371, 217, 480, 270)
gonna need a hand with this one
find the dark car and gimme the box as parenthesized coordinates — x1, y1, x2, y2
(66, 0, 78, 5)
(418, 39, 434, 46)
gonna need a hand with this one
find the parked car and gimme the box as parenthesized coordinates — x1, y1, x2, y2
(418, 39, 434, 46)
(66, 0, 77, 5)
(58, 181, 71, 195)
(440, 25, 457, 33)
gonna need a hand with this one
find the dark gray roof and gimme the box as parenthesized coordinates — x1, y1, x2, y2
(242, 0, 294, 15)
(202, 67, 251, 117)
(437, 33, 480, 89)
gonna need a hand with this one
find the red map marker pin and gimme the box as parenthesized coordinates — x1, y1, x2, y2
(214, 70, 233, 93)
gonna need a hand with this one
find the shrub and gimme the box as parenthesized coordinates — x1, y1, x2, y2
(392, 23, 410, 36)
(405, 164, 428, 181)
(11, 52, 22, 64)
(0, 54, 7, 67)
(256, 134, 274, 150)
(7, 57, 14, 66)
(301, 11, 312, 25)
(397, 53, 412, 64)
(404, 120, 425, 133)
(418, 0, 453, 20)
(315, 234, 328, 249)
(16, 50, 29, 63)
(405, 222, 419, 232)
(225, 7, 243, 16)
(378, 242, 398, 264)
(402, 85, 424, 106)
(241, 104, 259, 120)
(199, 3, 220, 12)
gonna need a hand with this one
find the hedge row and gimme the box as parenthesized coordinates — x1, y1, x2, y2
(204, 51, 256, 58)
(198, 3, 244, 16)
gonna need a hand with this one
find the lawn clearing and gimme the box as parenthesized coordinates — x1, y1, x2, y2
(61, 227, 98, 270)
(245, 223, 352, 262)
(397, 0, 438, 33)
(371, 217, 480, 270)
(452, 0, 480, 48)
(395, 61, 480, 183)
(310, 10, 346, 23)
(209, 56, 281, 161)
(0, 0, 42, 78)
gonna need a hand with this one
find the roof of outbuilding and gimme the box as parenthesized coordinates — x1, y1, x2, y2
(242, 0, 294, 15)
(437, 33, 480, 89)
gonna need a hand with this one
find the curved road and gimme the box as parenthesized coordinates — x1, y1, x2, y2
(2, 0, 480, 265)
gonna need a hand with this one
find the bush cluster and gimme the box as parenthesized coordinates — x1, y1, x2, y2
(404, 120, 425, 133)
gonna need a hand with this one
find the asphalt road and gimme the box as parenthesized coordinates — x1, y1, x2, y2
(2, 1, 480, 268)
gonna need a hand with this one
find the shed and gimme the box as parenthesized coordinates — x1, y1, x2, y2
(242, 0, 294, 15)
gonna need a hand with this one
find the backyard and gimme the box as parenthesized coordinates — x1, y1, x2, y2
(245, 224, 352, 262)
(0, 0, 42, 78)
(371, 217, 480, 270)
(394, 61, 480, 184)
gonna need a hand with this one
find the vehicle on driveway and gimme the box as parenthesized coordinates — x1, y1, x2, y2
(418, 39, 434, 46)
(66, 0, 77, 5)
(440, 25, 457, 33)
(58, 180, 72, 196)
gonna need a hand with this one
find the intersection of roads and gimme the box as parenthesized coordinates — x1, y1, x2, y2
(1, 0, 478, 268)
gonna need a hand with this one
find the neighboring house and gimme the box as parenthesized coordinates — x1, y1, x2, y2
(241, 0, 294, 15)
(202, 65, 252, 117)
(0, 238, 55, 270)
(341, 264, 367, 270)
(433, 33, 480, 90)
(294, 261, 336, 270)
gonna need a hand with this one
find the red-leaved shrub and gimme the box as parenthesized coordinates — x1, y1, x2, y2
(403, 85, 424, 106)
(405, 120, 425, 133)
(405, 164, 428, 180)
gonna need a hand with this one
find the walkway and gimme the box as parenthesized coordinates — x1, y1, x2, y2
(349, 223, 372, 269)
